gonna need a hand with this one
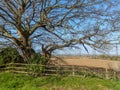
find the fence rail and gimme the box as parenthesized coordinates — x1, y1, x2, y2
(0, 63, 120, 79)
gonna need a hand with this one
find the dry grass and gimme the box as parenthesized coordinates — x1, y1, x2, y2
(50, 56, 120, 71)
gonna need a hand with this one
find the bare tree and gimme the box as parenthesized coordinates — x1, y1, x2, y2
(0, 0, 117, 62)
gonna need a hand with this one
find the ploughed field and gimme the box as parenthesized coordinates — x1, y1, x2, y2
(50, 56, 120, 71)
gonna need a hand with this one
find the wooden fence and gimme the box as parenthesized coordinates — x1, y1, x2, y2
(0, 63, 120, 79)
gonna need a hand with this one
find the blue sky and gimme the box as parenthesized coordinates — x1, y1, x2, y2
(1, 0, 120, 56)
(53, 45, 120, 56)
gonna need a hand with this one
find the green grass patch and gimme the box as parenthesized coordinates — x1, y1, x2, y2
(0, 72, 120, 90)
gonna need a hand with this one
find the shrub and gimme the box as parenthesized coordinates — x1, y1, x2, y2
(27, 53, 48, 76)
(0, 47, 23, 65)
(29, 53, 48, 65)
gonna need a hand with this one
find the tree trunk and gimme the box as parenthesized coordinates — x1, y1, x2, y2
(14, 35, 35, 63)
(20, 46, 35, 63)
(42, 45, 51, 58)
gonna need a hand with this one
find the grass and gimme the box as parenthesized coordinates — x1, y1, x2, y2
(0, 72, 120, 90)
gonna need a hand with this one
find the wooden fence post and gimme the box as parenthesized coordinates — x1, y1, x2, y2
(72, 66, 75, 76)
(105, 68, 109, 79)
(113, 71, 116, 80)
